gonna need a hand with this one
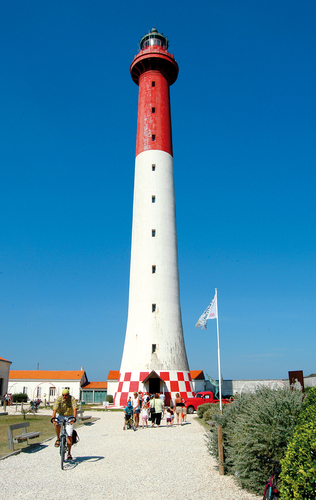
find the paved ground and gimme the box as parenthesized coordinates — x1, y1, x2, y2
(0, 410, 260, 500)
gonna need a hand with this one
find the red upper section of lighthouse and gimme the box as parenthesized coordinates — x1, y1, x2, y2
(131, 28, 178, 157)
(130, 28, 179, 86)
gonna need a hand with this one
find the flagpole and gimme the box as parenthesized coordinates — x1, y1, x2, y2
(215, 288, 222, 412)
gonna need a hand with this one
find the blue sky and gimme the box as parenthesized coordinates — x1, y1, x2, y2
(1, 1, 315, 383)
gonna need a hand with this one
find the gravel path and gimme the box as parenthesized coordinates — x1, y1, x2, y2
(0, 411, 259, 499)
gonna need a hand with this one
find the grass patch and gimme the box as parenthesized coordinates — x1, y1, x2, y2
(0, 414, 82, 459)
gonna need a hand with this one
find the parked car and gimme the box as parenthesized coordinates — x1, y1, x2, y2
(183, 391, 231, 414)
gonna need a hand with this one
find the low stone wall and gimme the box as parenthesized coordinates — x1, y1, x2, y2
(204, 376, 316, 396)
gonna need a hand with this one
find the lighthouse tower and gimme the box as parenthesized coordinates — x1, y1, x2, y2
(114, 28, 194, 407)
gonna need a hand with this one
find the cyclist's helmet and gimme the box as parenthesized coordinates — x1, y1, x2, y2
(127, 401, 132, 407)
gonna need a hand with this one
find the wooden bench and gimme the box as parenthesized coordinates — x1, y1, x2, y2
(7, 422, 41, 451)
(77, 410, 91, 422)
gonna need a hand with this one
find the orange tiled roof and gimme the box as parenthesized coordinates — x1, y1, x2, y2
(107, 370, 119, 380)
(0, 357, 12, 363)
(190, 370, 205, 380)
(83, 382, 107, 389)
(9, 370, 85, 380)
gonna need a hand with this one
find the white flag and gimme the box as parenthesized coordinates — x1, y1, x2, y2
(195, 293, 217, 329)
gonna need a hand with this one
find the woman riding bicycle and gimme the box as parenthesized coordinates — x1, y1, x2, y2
(52, 389, 77, 460)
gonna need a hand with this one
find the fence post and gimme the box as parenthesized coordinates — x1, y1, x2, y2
(218, 425, 224, 475)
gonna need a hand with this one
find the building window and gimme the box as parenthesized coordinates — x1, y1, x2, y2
(152, 344, 156, 353)
(152, 164, 156, 171)
(152, 229, 156, 237)
(152, 134, 156, 141)
(152, 265, 156, 273)
(152, 304, 156, 312)
(36, 387, 41, 398)
(23, 386, 28, 395)
(152, 81, 155, 87)
(152, 107, 155, 113)
(49, 387, 56, 397)
(152, 195, 156, 203)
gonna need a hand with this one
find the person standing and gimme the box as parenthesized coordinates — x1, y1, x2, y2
(141, 402, 149, 428)
(174, 392, 183, 425)
(182, 399, 187, 424)
(165, 407, 172, 427)
(151, 393, 164, 427)
(131, 392, 140, 428)
(52, 389, 77, 460)
(159, 392, 165, 404)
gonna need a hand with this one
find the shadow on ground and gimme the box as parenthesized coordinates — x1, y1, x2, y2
(21, 444, 49, 454)
(62, 455, 105, 470)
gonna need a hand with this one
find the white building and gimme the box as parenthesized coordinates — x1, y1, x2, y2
(9, 369, 88, 402)
(0, 356, 12, 402)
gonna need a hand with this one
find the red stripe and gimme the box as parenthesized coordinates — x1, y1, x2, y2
(136, 71, 173, 156)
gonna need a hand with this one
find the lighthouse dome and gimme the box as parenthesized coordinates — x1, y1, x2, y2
(140, 27, 168, 50)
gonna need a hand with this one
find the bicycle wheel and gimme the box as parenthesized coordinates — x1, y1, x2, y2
(60, 436, 66, 470)
(263, 485, 271, 500)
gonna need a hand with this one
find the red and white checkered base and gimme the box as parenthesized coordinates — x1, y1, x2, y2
(114, 370, 194, 407)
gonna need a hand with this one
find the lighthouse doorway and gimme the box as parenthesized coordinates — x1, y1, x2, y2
(149, 378, 160, 394)
(142, 370, 163, 395)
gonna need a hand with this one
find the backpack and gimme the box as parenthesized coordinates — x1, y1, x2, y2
(72, 429, 79, 444)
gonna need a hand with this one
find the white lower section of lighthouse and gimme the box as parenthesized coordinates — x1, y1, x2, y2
(114, 150, 193, 406)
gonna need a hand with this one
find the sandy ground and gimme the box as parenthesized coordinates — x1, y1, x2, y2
(0, 409, 260, 500)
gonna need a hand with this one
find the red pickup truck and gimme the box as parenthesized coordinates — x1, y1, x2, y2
(183, 391, 231, 414)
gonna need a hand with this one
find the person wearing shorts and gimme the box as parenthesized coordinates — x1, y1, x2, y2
(141, 403, 149, 428)
(52, 389, 77, 460)
(174, 392, 183, 425)
(131, 392, 140, 428)
(165, 407, 172, 427)
(123, 401, 134, 429)
(182, 403, 187, 423)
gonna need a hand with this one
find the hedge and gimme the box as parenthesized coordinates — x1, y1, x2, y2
(12, 393, 28, 403)
(279, 387, 316, 499)
(197, 403, 214, 419)
(207, 386, 303, 494)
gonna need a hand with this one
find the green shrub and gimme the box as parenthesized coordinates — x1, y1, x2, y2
(279, 387, 316, 499)
(106, 394, 113, 404)
(197, 403, 213, 419)
(12, 393, 28, 403)
(207, 386, 303, 494)
(203, 404, 221, 422)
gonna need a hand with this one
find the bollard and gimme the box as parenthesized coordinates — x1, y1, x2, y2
(218, 425, 224, 475)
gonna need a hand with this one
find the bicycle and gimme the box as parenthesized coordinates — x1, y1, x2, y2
(257, 455, 281, 499)
(124, 413, 136, 431)
(51, 416, 76, 469)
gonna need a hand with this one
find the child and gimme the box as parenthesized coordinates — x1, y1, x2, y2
(170, 407, 174, 425)
(141, 402, 149, 429)
(166, 407, 172, 427)
(123, 401, 133, 430)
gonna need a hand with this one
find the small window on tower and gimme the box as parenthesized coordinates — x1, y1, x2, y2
(152, 265, 156, 274)
(152, 196, 156, 203)
(152, 107, 155, 113)
(152, 134, 156, 141)
(152, 304, 156, 312)
(152, 164, 156, 171)
(152, 344, 156, 353)
(152, 81, 155, 87)
(152, 229, 156, 237)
